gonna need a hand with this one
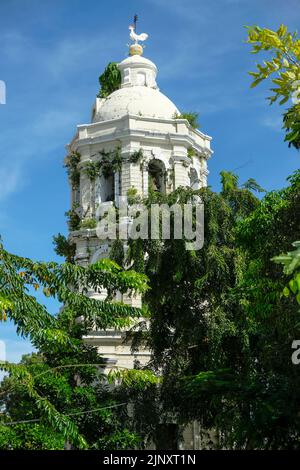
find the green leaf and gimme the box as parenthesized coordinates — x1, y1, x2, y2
(289, 279, 298, 294)
(283, 286, 290, 297)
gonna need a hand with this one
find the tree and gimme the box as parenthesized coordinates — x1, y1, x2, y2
(123, 163, 300, 449)
(123, 177, 262, 448)
(247, 24, 300, 148)
(123, 24, 300, 449)
(227, 170, 300, 448)
(151, 25, 300, 445)
(0, 240, 149, 449)
(53, 233, 76, 264)
(246, 23, 300, 316)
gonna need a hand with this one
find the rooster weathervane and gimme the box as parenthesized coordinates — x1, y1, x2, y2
(128, 14, 148, 45)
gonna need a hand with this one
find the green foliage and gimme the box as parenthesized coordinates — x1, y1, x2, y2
(123, 175, 258, 446)
(80, 218, 97, 229)
(129, 149, 144, 164)
(273, 240, 300, 275)
(53, 233, 76, 264)
(84, 161, 102, 182)
(103, 148, 121, 178)
(174, 112, 200, 129)
(220, 170, 239, 193)
(187, 147, 196, 159)
(97, 429, 141, 450)
(127, 187, 140, 205)
(98, 62, 121, 99)
(64, 152, 81, 189)
(242, 177, 265, 193)
(273, 241, 300, 303)
(0, 422, 65, 450)
(83, 147, 122, 182)
(246, 24, 300, 149)
(3, 24, 300, 450)
(65, 205, 81, 231)
(0, 240, 149, 449)
(124, 166, 300, 449)
(283, 104, 300, 149)
(110, 240, 125, 267)
(220, 171, 261, 217)
(108, 369, 159, 389)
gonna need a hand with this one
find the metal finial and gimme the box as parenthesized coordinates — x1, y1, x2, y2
(128, 16, 148, 56)
(133, 14, 138, 32)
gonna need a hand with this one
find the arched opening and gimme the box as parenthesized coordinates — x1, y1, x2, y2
(72, 188, 80, 205)
(189, 168, 200, 190)
(96, 172, 115, 204)
(148, 159, 166, 194)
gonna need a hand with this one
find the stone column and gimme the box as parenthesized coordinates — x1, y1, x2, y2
(114, 171, 120, 204)
(80, 172, 93, 217)
(142, 162, 149, 196)
(121, 161, 131, 196)
(173, 156, 190, 189)
(200, 158, 209, 188)
(129, 162, 143, 195)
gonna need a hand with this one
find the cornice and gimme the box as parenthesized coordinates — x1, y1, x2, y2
(71, 127, 212, 159)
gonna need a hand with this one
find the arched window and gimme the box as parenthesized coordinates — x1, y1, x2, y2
(72, 188, 80, 205)
(95, 172, 115, 204)
(148, 159, 166, 194)
(189, 168, 200, 190)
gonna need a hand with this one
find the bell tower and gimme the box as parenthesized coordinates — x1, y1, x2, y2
(66, 26, 212, 370)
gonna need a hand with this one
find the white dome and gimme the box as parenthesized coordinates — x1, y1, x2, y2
(94, 86, 179, 122)
(93, 53, 179, 123)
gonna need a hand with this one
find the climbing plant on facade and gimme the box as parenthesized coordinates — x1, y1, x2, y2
(83, 147, 122, 182)
(174, 112, 200, 129)
(97, 62, 121, 99)
(129, 149, 144, 164)
(64, 151, 81, 189)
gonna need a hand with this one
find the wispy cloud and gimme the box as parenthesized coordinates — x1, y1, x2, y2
(43, 34, 121, 80)
(0, 27, 117, 203)
(31, 109, 82, 138)
(0, 106, 81, 203)
(261, 115, 283, 132)
(0, 163, 23, 202)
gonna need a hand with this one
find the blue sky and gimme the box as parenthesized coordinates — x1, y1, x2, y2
(0, 0, 299, 363)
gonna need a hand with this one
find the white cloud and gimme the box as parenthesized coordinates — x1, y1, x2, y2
(0, 105, 82, 203)
(0, 163, 23, 202)
(0, 25, 117, 254)
(31, 109, 82, 138)
(0, 28, 122, 81)
(0, 30, 31, 64)
(43, 34, 120, 80)
(0, 28, 107, 203)
(261, 116, 283, 132)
